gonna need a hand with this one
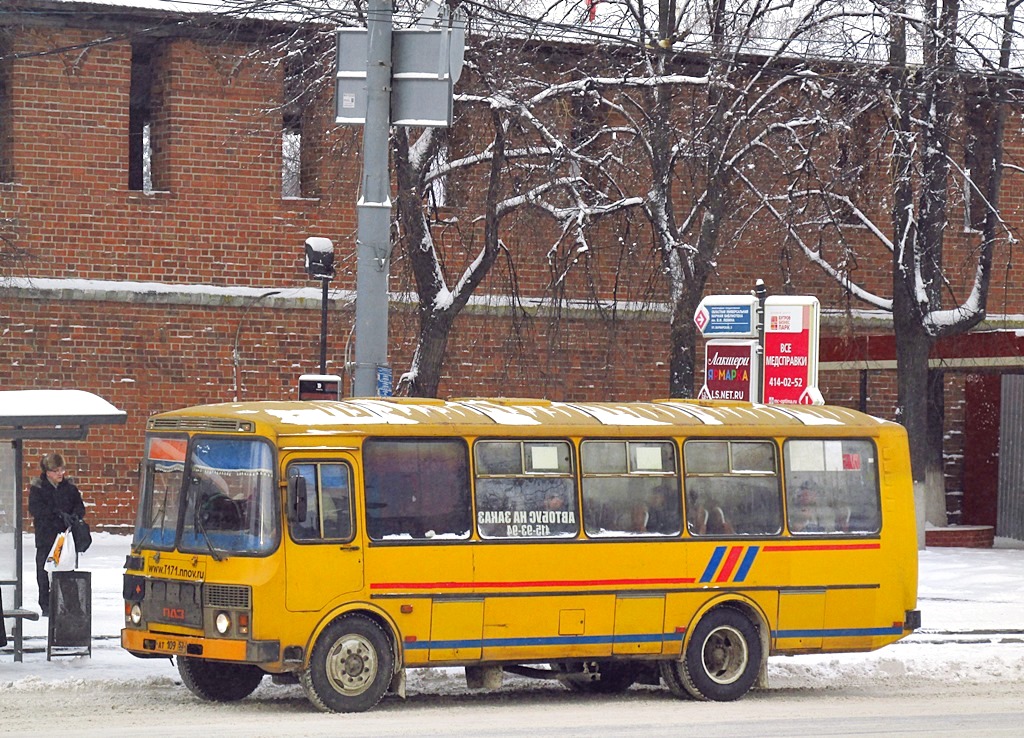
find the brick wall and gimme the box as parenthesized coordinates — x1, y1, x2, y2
(4, 288, 674, 529)
(3, 7, 1024, 533)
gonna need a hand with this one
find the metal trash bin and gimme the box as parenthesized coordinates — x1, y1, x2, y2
(48, 571, 91, 660)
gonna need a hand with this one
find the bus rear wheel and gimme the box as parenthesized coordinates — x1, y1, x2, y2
(177, 656, 264, 702)
(552, 660, 639, 693)
(666, 607, 761, 702)
(301, 614, 395, 713)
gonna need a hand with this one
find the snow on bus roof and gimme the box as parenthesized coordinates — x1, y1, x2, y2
(205, 398, 884, 431)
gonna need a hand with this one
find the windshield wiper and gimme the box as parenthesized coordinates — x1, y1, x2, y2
(193, 509, 225, 562)
(191, 480, 226, 562)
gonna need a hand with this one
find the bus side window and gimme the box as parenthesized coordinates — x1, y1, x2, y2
(364, 438, 472, 541)
(783, 439, 881, 536)
(684, 440, 782, 536)
(319, 464, 352, 540)
(580, 440, 681, 537)
(286, 462, 353, 542)
(475, 440, 579, 539)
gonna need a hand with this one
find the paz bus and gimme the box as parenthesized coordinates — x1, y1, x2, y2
(121, 397, 920, 712)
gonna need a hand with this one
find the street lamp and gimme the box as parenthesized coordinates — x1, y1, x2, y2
(304, 237, 335, 375)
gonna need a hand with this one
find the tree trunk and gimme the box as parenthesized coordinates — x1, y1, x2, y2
(893, 301, 945, 524)
(669, 293, 700, 398)
(406, 311, 455, 398)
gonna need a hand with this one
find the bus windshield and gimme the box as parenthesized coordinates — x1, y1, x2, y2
(134, 435, 278, 556)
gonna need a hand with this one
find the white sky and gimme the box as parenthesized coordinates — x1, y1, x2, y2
(3, 533, 1024, 692)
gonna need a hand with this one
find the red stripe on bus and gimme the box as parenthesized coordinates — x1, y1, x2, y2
(761, 543, 881, 552)
(715, 546, 744, 582)
(371, 577, 697, 591)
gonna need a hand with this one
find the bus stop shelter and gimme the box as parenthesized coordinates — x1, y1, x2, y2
(0, 390, 126, 661)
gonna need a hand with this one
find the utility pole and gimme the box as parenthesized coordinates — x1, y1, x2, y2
(351, 0, 394, 398)
(336, 2, 464, 397)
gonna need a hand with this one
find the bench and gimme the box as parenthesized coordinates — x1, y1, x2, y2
(3, 608, 41, 661)
(3, 608, 40, 622)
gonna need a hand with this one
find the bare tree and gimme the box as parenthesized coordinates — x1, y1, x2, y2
(218, 0, 865, 402)
(771, 0, 1020, 522)
(507, 0, 850, 396)
(391, 39, 652, 396)
(218, 1, 647, 397)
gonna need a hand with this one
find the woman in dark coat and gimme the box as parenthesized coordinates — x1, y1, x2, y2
(28, 453, 85, 616)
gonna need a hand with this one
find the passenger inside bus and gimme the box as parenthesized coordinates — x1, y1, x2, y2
(687, 489, 734, 535)
(642, 481, 682, 535)
(789, 482, 824, 533)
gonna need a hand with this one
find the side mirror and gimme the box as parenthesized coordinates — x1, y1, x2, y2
(287, 476, 308, 523)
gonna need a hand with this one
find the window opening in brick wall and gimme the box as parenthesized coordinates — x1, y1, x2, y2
(832, 108, 873, 227)
(568, 90, 607, 180)
(282, 112, 302, 198)
(129, 40, 158, 192)
(963, 96, 991, 233)
(0, 35, 13, 183)
(281, 50, 320, 199)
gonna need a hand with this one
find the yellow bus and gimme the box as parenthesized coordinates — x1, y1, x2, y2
(121, 398, 920, 712)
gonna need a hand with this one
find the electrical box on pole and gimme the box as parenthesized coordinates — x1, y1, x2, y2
(335, 6, 466, 397)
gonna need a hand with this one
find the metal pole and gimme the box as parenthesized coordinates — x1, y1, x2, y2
(13, 438, 25, 661)
(319, 279, 329, 375)
(754, 279, 768, 404)
(352, 0, 393, 397)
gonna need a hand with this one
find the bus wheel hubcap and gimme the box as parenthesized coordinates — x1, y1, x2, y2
(701, 625, 748, 685)
(325, 634, 378, 695)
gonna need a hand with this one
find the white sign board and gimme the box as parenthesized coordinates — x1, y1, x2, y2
(694, 295, 759, 338)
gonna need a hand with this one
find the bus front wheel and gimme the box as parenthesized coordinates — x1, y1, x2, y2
(177, 656, 264, 702)
(666, 607, 761, 701)
(301, 614, 395, 713)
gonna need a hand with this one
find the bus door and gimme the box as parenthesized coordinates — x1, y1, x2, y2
(284, 457, 363, 612)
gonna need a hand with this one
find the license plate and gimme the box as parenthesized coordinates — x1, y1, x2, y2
(155, 638, 187, 654)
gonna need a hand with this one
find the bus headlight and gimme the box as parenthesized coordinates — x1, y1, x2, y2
(130, 603, 143, 625)
(215, 612, 232, 635)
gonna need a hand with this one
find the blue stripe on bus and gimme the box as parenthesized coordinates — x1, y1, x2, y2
(734, 546, 759, 582)
(403, 631, 686, 651)
(773, 626, 904, 638)
(700, 546, 728, 583)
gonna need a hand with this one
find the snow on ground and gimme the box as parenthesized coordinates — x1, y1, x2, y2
(2, 533, 1024, 693)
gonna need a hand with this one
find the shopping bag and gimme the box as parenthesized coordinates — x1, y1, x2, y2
(44, 528, 77, 572)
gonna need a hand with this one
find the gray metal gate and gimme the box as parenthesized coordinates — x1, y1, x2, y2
(997, 374, 1024, 540)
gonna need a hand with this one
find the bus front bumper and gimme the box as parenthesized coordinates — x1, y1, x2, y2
(121, 628, 279, 663)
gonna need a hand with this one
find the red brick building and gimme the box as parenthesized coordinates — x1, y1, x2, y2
(2, 1, 1023, 537)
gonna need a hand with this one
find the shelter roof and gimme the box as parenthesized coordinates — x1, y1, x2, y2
(0, 390, 127, 440)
